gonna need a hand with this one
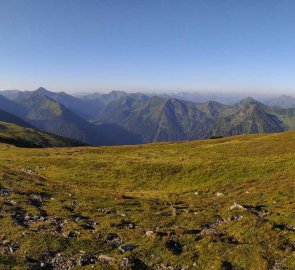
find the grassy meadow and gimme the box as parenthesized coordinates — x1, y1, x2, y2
(0, 131, 294, 269)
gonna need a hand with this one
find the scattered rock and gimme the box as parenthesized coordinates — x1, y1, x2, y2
(21, 167, 36, 175)
(116, 221, 136, 229)
(62, 231, 80, 238)
(82, 220, 97, 230)
(229, 203, 245, 211)
(119, 244, 135, 253)
(165, 240, 182, 255)
(49, 253, 77, 269)
(243, 205, 268, 217)
(98, 254, 117, 265)
(29, 194, 43, 207)
(273, 223, 295, 232)
(216, 192, 225, 197)
(222, 261, 234, 270)
(156, 262, 186, 270)
(120, 256, 149, 269)
(182, 229, 201, 235)
(104, 233, 122, 247)
(97, 208, 112, 214)
(146, 230, 155, 237)
(120, 257, 133, 267)
(1, 239, 19, 254)
(78, 254, 97, 266)
(171, 206, 177, 216)
(7, 200, 18, 206)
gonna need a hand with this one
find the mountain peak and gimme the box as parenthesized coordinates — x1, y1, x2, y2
(244, 96, 256, 102)
(35, 87, 50, 94)
(238, 96, 259, 106)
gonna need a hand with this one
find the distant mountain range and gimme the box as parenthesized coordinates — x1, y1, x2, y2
(1, 87, 295, 145)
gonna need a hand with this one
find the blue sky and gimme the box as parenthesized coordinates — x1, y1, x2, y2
(1, 0, 295, 93)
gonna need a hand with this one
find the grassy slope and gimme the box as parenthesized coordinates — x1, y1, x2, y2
(0, 121, 84, 147)
(0, 131, 294, 269)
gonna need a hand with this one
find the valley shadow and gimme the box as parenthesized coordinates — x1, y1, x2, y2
(94, 123, 143, 145)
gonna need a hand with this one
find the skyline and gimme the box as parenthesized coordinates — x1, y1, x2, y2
(1, 86, 294, 100)
(1, 0, 295, 93)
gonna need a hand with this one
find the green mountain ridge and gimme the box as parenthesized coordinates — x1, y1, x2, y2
(15, 92, 110, 146)
(96, 95, 290, 142)
(3, 88, 295, 145)
(0, 121, 85, 147)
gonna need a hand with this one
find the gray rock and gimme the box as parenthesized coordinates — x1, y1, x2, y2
(98, 254, 117, 264)
(119, 244, 135, 253)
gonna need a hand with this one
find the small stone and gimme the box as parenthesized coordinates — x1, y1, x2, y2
(216, 192, 225, 197)
(98, 254, 117, 264)
(229, 203, 245, 211)
(146, 230, 155, 237)
(79, 254, 96, 266)
(171, 206, 177, 216)
(9, 200, 17, 206)
(128, 222, 135, 229)
(119, 244, 135, 253)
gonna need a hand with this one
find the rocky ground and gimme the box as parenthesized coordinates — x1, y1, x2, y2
(0, 132, 294, 269)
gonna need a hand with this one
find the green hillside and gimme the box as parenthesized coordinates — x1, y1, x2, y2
(0, 121, 85, 147)
(97, 96, 287, 142)
(0, 132, 294, 269)
(15, 92, 109, 146)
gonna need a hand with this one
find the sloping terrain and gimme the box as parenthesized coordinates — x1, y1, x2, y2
(0, 121, 85, 147)
(0, 132, 294, 269)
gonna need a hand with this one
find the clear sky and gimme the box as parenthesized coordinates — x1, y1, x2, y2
(1, 0, 295, 93)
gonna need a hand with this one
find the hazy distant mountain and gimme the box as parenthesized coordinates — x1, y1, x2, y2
(82, 90, 149, 106)
(264, 95, 295, 108)
(158, 91, 247, 105)
(0, 90, 22, 100)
